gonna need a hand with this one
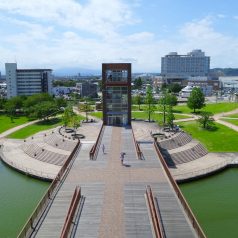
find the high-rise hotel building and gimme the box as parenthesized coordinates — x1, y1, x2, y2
(161, 49, 210, 80)
(102, 63, 131, 126)
(5, 63, 52, 98)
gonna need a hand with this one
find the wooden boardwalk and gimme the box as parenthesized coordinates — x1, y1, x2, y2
(31, 126, 199, 238)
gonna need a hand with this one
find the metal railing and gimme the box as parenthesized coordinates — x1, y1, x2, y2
(154, 142, 207, 238)
(174, 161, 229, 182)
(17, 140, 81, 238)
(60, 186, 81, 238)
(0, 150, 55, 181)
(145, 185, 165, 238)
(131, 126, 143, 160)
(89, 124, 104, 160)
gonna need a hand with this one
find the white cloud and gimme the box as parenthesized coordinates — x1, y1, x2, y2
(217, 14, 226, 19)
(0, 0, 137, 36)
(177, 17, 238, 68)
(1, 4, 238, 73)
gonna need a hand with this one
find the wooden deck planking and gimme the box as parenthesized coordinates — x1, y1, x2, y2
(32, 126, 201, 238)
(124, 183, 153, 238)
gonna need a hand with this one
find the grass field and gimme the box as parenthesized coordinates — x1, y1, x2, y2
(90, 111, 191, 121)
(177, 121, 238, 152)
(222, 113, 238, 118)
(90, 111, 102, 119)
(132, 111, 191, 121)
(7, 118, 63, 139)
(221, 118, 238, 127)
(132, 102, 238, 115)
(173, 102, 238, 114)
(0, 114, 31, 134)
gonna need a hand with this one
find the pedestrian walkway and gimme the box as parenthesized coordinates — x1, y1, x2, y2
(29, 125, 199, 238)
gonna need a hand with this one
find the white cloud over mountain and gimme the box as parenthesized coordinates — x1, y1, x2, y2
(0, 0, 238, 72)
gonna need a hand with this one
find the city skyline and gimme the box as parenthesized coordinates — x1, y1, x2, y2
(1, 0, 238, 73)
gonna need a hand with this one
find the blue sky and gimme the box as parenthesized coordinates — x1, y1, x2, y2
(1, 0, 238, 73)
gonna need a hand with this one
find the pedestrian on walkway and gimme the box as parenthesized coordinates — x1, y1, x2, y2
(120, 152, 125, 165)
(102, 144, 105, 154)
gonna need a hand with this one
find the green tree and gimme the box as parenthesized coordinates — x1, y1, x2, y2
(29, 101, 58, 120)
(134, 77, 143, 89)
(133, 94, 143, 111)
(166, 106, 175, 128)
(0, 98, 6, 110)
(62, 107, 74, 127)
(145, 85, 155, 122)
(159, 91, 177, 125)
(24, 93, 53, 109)
(198, 111, 214, 129)
(78, 99, 92, 121)
(187, 87, 205, 113)
(55, 97, 67, 108)
(168, 83, 183, 93)
(4, 96, 25, 121)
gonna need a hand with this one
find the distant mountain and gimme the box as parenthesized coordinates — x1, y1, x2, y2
(210, 68, 238, 76)
(54, 67, 101, 76)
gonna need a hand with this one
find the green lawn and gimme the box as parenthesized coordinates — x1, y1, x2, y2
(7, 118, 63, 139)
(173, 102, 238, 114)
(90, 111, 191, 121)
(177, 121, 238, 152)
(132, 111, 191, 121)
(90, 111, 102, 119)
(0, 114, 31, 134)
(132, 102, 238, 115)
(221, 118, 238, 127)
(222, 113, 238, 118)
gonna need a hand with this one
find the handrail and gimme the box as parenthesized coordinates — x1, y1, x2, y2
(60, 186, 81, 238)
(17, 140, 81, 238)
(145, 185, 164, 238)
(131, 126, 143, 160)
(89, 124, 104, 160)
(0, 150, 55, 181)
(153, 141, 206, 238)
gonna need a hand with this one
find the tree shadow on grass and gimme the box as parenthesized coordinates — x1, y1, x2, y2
(36, 118, 61, 126)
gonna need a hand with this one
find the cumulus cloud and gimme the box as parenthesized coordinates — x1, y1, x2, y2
(0, 0, 137, 36)
(1, 2, 238, 73)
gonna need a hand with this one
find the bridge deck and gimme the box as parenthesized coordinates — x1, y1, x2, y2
(33, 126, 198, 238)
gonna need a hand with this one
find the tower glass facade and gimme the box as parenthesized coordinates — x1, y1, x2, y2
(102, 63, 131, 126)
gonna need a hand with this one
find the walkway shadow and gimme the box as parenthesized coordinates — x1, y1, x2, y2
(123, 164, 131, 167)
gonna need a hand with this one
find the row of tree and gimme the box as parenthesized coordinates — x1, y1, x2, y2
(133, 86, 206, 128)
(1, 93, 67, 121)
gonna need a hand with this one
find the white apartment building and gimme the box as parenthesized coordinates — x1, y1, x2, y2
(5, 63, 52, 98)
(161, 49, 210, 80)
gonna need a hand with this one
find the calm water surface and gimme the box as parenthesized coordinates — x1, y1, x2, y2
(1, 159, 238, 238)
(180, 168, 238, 238)
(0, 160, 49, 238)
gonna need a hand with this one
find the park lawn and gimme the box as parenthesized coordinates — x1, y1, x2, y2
(177, 121, 238, 152)
(90, 111, 191, 121)
(7, 118, 63, 139)
(132, 111, 191, 121)
(0, 114, 31, 134)
(90, 111, 102, 119)
(221, 118, 238, 127)
(222, 113, 238, 118)
(173, 102, 238, 114)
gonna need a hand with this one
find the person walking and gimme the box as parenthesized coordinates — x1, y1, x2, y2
(102, 144, 105, 154)
(120, 152, 125, 165)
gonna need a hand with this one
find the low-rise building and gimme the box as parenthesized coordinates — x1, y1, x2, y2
(5, 63, 52, 98)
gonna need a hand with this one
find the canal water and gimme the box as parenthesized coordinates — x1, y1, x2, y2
(180, 168, 238, 238)
(1, 158, 238, 238)
(0, 160, 49, 238)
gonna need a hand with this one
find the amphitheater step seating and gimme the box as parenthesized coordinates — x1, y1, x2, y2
(44, 133, 77, 151)
(158, 132, 192, 150)
(21, 143, 68, 166)
(162, 143, 208, 166)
